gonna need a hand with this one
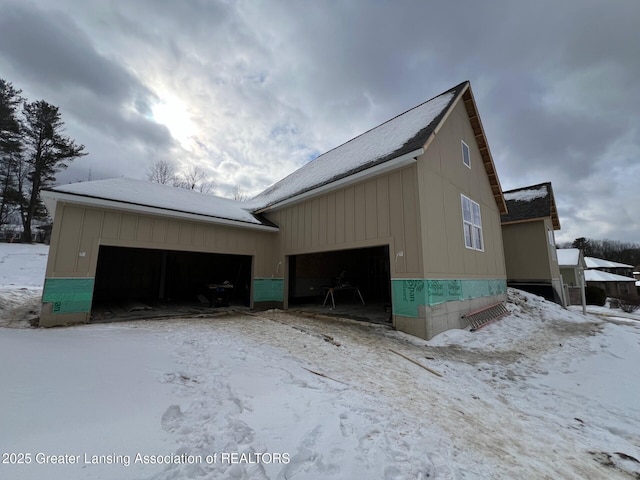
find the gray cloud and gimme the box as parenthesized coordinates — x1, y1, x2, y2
(0, 0, 638, 243)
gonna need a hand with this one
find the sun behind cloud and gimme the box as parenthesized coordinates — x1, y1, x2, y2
(151, 92, 197, 147)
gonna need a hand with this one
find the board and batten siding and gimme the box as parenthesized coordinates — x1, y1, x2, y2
(416, 99, 506, 280)
(46, 203, 278, 279)
(41, 202, 280, 326)
(265, 165, 423, 277)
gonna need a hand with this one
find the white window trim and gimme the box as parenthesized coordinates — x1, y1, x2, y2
(461, 140, 471, 169)
(461, 194, 484, 251)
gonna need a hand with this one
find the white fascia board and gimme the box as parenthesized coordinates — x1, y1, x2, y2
(256, 148, 424, 213)
(41, 190, 279, 232)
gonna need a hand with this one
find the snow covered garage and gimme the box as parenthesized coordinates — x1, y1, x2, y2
(39, 179, 279, 327)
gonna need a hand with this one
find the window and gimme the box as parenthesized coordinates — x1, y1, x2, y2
(461, 194, 483, 251)
(548, 228, 557, 261)
(461, 140, 471, 168)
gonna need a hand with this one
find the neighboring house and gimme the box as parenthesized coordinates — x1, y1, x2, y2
(583, 257, 638, 298)
(557, 248, 586, 310)
(500, 182, 564, 306)
(40, 80, 509, 340)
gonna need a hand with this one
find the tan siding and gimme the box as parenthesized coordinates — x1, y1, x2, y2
(376, 177, 390, 237)
(136, 216, 152, 243)
(354, 183, 366, 241)
(388, 171, 406, 272)
(47, 204, 277, 279)
(423, 171, 450, 274)
(166, 221, 180, 244)
(102, 212, 120, 240)
(180, 222, 193, 245)
(416, 98, 506, 279)
(120, 214, 137, 240)
(265, 166, 422, 279)
(365, 180, 377, 239)
(335, 190, 345, 244)
(152, 218, 167, 243)
(318, 196, 327, 247)
(502, 221, 551, 280)
(401, 168, 421, 274)
(344, 187, 355, 243)
(304, 202, 313, 247)
(57, 206, 84, 272)
(326, 194, 336, 244)
(193, 224, 205, 247)
(78, 209, 102, 274)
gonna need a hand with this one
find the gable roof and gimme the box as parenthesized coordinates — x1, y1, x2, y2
(42, 178, 278, 231)
(584, 269, 636, 283)
(500, 182, 560, 230)
(584, 256, 634, 269)
(44, 81, 509, 227)
(557, 248, 584, 267)
(249, 81, 507, 214)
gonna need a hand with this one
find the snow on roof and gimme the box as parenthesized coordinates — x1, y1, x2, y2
(49, 178, 269, 227)
(247, 86, 460, 210)
(557, 248, 582, 266)
(584, 269, 637, 283)
(503, 185, 548, 202)
(584, 256, 634, 269)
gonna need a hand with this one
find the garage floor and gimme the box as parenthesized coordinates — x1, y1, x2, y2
(290, 301, 392, 325)
(91, 300, 391, 325)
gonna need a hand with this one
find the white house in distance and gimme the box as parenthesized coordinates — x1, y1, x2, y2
(557, 248, 586, 312)
(40, 80, 510, 340)
(583, 257, 638, 299)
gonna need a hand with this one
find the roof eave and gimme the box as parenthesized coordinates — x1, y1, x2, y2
(461, 85, 508, 215)
(41, 190, 279, 232)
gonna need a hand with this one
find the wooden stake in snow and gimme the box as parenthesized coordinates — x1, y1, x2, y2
(302, 367, 349, 385)
(389, 349, 443, 378)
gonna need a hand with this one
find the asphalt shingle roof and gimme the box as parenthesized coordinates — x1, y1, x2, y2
(501, 182, 560, 229)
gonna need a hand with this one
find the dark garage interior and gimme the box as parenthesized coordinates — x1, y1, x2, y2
(93, 246, 252, 312)
(288, 245, 391, 322)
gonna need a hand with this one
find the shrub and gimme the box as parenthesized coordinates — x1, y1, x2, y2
(585, 286, 606, 306)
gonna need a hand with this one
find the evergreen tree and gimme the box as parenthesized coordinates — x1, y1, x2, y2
(19, 100, 86, 242)
(571, 237, 592, 257)
(0, 79, 23, 228)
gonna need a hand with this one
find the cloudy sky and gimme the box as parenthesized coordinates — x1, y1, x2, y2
(1, 0, 638, 244)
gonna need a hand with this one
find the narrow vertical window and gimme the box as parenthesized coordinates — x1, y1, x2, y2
(461, 194, 483, 251)
(461, 140, 471, 168)
(548, 228, 557, 261)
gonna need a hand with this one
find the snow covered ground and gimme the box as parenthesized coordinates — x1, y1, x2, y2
(1, 243, 639, 479)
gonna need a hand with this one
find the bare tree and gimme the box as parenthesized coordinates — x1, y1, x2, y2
(147, 159, 176, 185)
(175, 165, 214, 194)
(231, 185, 248, 201)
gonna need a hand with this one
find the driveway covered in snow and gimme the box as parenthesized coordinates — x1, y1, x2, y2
(2, 288, 640, 479)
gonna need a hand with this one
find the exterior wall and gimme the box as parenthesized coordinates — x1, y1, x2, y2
(560, 266, 579, 286)
(416, 99, 506, 280)
(395, 98, 508, 339)
(265, 165, 424, 300)
(587, 280, 639, 298)
(501, 219, 560, 282)
(41, 202, 278, 326)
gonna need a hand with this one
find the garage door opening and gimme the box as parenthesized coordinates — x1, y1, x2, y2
(288, 245, 391, 323)
(93, 246, 252, 318)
